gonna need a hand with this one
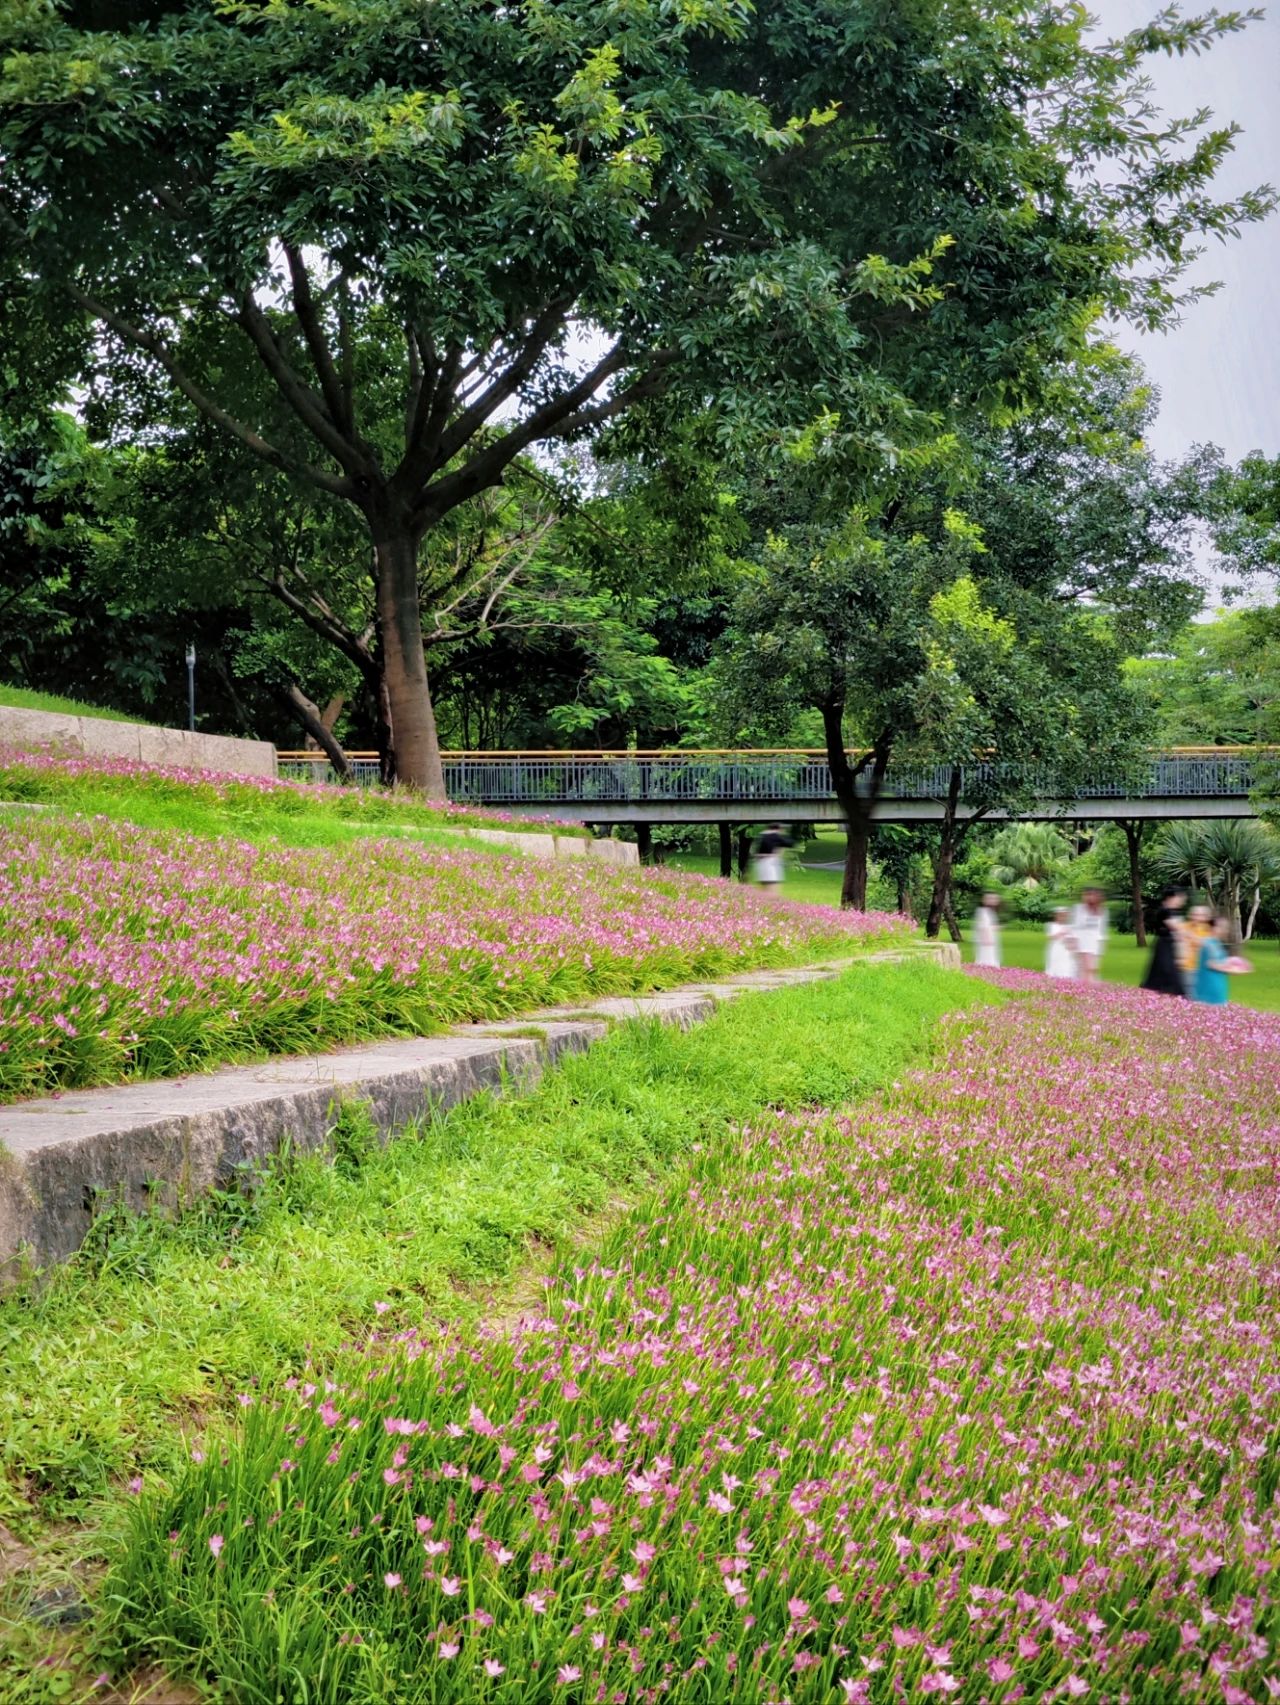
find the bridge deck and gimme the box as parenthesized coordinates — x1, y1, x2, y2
(277, 748, 1270, 824)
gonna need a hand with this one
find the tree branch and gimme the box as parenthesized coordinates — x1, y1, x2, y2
(431, 296, 575, 471)
(59, 284, 355, 500)
(283, 242, 353, 436)
(416, 346, 675, 526)
(236, 290, 374, 478)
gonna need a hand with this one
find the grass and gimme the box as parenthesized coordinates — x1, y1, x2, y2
(988, 920, 1280, 1010)
(0, 684, 156, 725)
(0, 747, 588, 848)
(0, 963, 986, 1692)
(100, 979, 1280, 1704)
(669, 843, 1280, 1012)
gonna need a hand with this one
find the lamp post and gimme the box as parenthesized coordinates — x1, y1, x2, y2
(185, 642, 196, 733)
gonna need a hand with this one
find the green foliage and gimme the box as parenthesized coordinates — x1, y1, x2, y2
(987, 823, 1074, 889)
(1126, 610, 1280, 749)
(1153, 818, 1280, 938)
(2, 0, 1271, 787)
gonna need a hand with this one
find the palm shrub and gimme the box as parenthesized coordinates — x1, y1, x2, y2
(988, 822, 1074, 888)
(1155, 818, 1280, 941)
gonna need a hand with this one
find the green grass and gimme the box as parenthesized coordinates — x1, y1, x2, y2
(0, 750, 589, 850)
(0, 683, 154, 724)
(983, 920, 1280, 1010)
(0, 964, 987, 1544)
(669, 843, 1280, 1012)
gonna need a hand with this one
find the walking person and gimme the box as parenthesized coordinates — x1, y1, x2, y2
(1069, 887, 1108, 984)
(1141, 887, 1189, 996)
(1177, 903, 1213, 994)
(1045, 906, 1077, 979)
(752, 823, 791, 891)
(973, 893, 1002, 968)
(1191, 915, 1253, 1006)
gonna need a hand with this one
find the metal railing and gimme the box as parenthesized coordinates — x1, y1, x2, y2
(275, 747, 1268, 804)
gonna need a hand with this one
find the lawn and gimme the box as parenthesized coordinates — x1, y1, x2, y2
(668, 844, 1280, 1012)
(0, 963, 982, 1690)
(0, 683, 157, 724)
(102, 977, 1280, 1704)
(0, 757, 908, 1101)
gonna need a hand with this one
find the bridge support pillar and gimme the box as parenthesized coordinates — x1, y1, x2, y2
(718, 822, 733, 880)
(636, 822, 653, 866)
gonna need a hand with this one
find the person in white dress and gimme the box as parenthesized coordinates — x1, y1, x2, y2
(1045, 907, 1077, 978)
(1069, 888, 1108, 984)
(972, 893, 1002, 967)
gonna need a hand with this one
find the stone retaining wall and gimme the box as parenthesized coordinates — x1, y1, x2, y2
(0, 945, 956, 1276)
(0, 705, 278, 779)
(463, 828, 639, 866)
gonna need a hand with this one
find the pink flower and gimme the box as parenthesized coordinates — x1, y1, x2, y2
(440, 1576, 462, 1597)
(483, 1659, 505, 1677)
(988, 1658, 1015, 1682)
(127, 1476, 143, 1494)
(556, 1666, 581, 1685)
(208, 1534, 223, 1559)
(439, 1642, 459, 1659)
(383, 1573, 402, 1589)
(921, 1672, 960, 1694)
(1064, 1679, 1089, 1698)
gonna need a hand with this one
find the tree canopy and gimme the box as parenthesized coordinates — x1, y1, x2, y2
(3, 0, 1271, 791)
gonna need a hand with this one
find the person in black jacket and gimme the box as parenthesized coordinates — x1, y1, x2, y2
(1142, 887, 1189, 996)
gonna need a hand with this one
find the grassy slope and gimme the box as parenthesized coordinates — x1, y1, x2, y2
(0, 962, 989, 1690)
(0, 755, 587, 847)
(0, 684, 156, 724)
(669, 844, 1280, 1012)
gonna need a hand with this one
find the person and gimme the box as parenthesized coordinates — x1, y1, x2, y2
(752, 823, 790, 889)
(1045, 907, 1076, 978)
(973, 893, 1002, 968)
(1069, 888, 1108, 984)
(1191, 916, 1252, 1005)
(1141, 887, 1188, 996)
(1177, 903, 1213, 993)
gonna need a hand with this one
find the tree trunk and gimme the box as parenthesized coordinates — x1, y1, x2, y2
(718, 822, 733, 880)
(737, 827, 752, 882)
(823, 700, 889, 911)
(925, 769, 964, 940)
(374, 527, 445, 795)
(1120, 819, 1147, 947)
(896, 877, 912, 918)
(636, 822, 654, 866)
(281, 681, 353, 782)
(943, 892, 961, 944)
(1245, 883, 1261, 942)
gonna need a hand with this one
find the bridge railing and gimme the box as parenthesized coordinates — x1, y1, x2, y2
(276, 748, 1265, 803)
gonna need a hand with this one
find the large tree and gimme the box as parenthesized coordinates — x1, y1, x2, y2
(2, 0, 1269, 788)
(716, 351, 1207, 906)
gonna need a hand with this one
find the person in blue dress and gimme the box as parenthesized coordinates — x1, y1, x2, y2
(1192, 916, 1252, 1005)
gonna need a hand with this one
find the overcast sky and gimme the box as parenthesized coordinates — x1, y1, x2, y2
(1094, 1, 1280, 467)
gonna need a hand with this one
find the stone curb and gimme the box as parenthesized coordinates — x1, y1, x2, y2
(0, 942, 959, 1276)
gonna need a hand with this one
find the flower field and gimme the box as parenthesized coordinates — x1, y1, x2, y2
(109, 979, 1280, 1703)
(0, 813, 904, 1100)
(0, 742, 577, 834)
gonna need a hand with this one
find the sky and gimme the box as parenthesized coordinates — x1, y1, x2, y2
(1093, 1, 1280, 468)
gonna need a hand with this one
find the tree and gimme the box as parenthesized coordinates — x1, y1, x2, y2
(3, 1, 1271, 790)
(717, 350, 1203, 908)
(1156, 819, 1280, 943)
(988, 824, 1074, 889)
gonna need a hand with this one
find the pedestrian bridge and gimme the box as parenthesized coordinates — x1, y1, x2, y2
(277, 747, 1271, 824)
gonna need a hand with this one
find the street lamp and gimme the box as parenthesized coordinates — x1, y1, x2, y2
(185, 643, 196, 733)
